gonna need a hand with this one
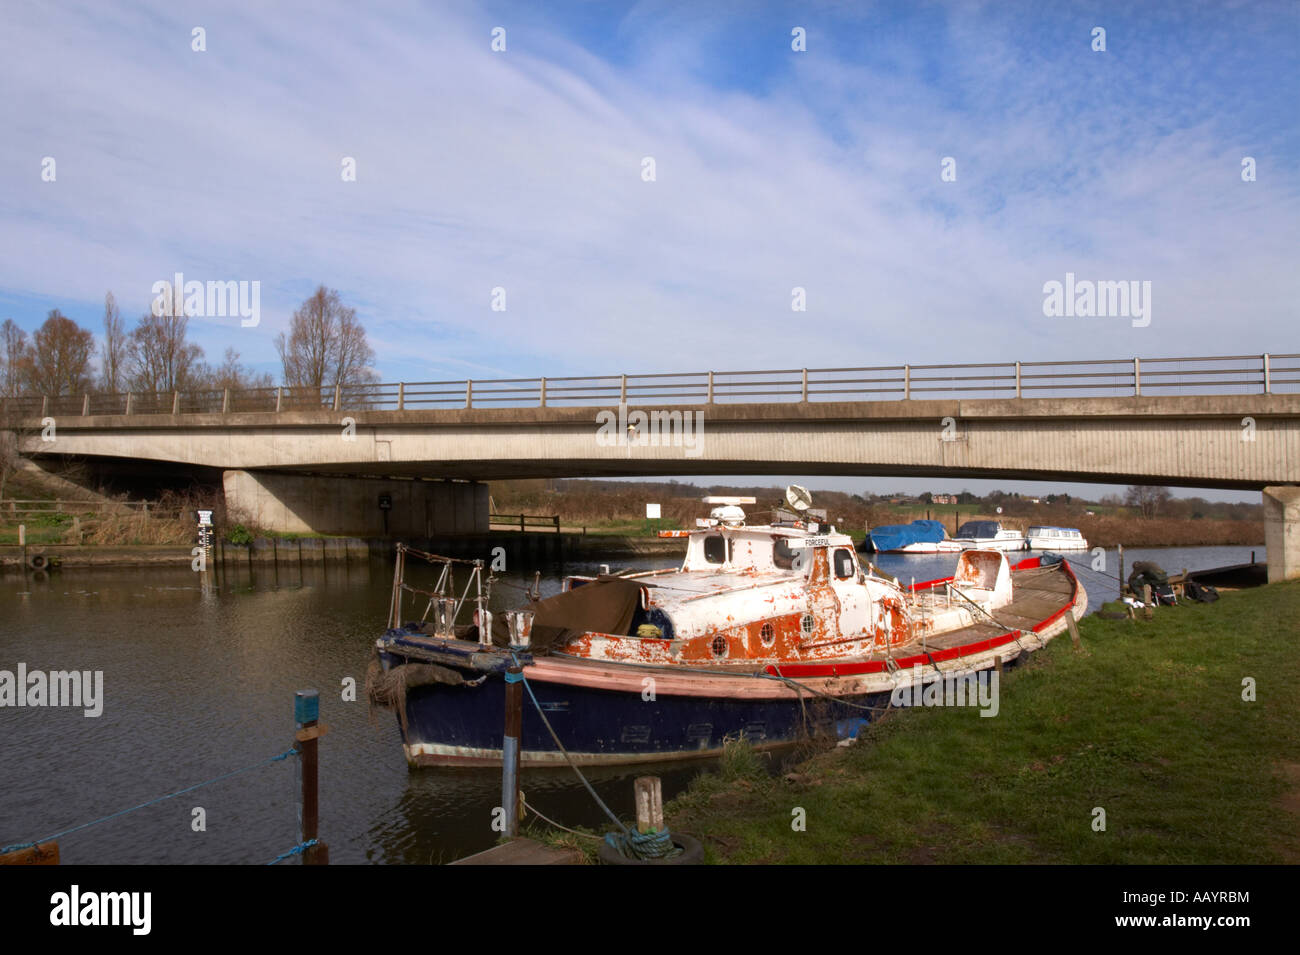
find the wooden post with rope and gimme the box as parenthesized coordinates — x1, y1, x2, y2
(635, 777, 664, 834)
(0, 841, 59, 865)
(294, 689, 329, 864)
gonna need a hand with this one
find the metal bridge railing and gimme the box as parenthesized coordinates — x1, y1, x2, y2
(1, 353, 1296, 418)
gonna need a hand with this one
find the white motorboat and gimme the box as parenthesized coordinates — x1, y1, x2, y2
(1026, 525, 1089, 551)
(952, 520, 1026, 552)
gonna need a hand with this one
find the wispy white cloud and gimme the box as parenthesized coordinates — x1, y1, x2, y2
(0, 0, 1295, 386)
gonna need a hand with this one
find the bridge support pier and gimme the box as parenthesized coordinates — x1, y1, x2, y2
(222, 470, 489, 538)
(1263, 486, 1300, 584)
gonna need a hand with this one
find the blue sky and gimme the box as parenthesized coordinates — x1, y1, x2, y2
(1, 0, 1296, 501)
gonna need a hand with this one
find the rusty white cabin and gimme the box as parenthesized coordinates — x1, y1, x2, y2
(554, 498, 1019, 668)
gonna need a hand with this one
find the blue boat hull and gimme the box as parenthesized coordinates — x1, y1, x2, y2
(381, 651, 885, 766)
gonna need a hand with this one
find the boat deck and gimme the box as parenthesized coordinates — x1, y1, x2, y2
(902, 563, 1078, 652)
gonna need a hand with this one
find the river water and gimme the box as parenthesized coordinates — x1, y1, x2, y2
(0, 543, 1261, 864)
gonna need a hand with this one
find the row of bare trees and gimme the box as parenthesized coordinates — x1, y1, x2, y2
(0, 285, 376, 399)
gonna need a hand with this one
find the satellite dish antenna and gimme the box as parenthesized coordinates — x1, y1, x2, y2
(785, 484, 813, 512)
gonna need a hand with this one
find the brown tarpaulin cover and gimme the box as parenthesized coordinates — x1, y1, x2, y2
(490, 577, 643, 653)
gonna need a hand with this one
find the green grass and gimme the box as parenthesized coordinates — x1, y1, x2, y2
(0, 510, 85, 545)
(666, 581, 1300, 864)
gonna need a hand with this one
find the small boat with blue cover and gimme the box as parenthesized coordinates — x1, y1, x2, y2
(864, 519, 963, 553)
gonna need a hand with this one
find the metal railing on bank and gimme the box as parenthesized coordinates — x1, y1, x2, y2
(1, 353, 1296, 418)
(0, 500, 188, 522)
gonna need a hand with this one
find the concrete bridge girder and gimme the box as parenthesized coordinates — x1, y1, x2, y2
(15, 395, 1299, 490)
(10, 396, 1299, 572)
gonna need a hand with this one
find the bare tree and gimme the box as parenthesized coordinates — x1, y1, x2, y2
(1, 319, 27, 396)
(202, 347, 274, 392)
(275, 286, 376, 401)
(18, 309, 96, 396)
(100, 291, 128, 394)
(1125, 485, 1172, 520)
(126, 309, 204, 394)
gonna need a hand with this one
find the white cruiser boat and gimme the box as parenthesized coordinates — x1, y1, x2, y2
(1026, 526, 1089, 551)
(952, 520, 1027, 552)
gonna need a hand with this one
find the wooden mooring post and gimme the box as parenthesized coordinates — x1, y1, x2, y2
(0, 841, 59, 865)
(635, 777, 664, 834)
(502, 666, 524, 838)
(294, 689, 329, 864)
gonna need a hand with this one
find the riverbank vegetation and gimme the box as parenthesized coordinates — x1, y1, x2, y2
(661, 580, 1300, 864)
(490, 479, 1264, 547)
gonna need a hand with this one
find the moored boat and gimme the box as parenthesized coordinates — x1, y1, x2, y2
(862, 519, 963, 554)
(369, 494, 1085, 767)
(1025, 525, 1089, 551)
(952, 520, 1027, 552)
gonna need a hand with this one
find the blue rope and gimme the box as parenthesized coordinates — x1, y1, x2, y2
(267, 838, 318, 865)
(0, 747, 299, 855)
(604, 826, 681, 861)
(508, 652, 630, 837)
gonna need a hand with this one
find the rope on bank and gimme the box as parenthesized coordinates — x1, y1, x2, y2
(509, 652, 687, 860)
(508, 651, 629, 839)
(520, 796, 603, 842)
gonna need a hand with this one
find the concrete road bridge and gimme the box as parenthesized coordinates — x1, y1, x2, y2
(4, 353, 1298, 579)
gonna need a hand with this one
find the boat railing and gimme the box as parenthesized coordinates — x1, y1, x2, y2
(389, 543, 493, 645)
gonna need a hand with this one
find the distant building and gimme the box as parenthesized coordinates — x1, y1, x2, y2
(932, 493, 956, 505)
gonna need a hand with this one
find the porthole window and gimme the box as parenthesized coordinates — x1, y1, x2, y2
(759, 622, 775, 646)
(800, 614, 814, 635)
(711, 635, 728, 658)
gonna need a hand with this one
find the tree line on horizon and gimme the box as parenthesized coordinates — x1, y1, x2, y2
(494, 477, 1261, 523)
(0, 285, 376, 398)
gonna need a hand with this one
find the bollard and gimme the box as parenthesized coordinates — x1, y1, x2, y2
(502, 667, 524, 838)
(635, 777, 664, 835)
(294, 689, 329, 864)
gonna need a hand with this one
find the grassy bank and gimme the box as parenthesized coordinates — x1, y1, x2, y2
(662, 581, 1300, 864)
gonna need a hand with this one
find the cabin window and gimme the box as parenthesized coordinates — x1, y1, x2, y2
(773, 538, 797, 570)
(759, 622, 775, 646)
(710, 635, 728, 658)
(703, 535, 727, 564)
(833, 548, 856, 580)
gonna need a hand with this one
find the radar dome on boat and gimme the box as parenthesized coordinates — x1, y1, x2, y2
(709, 504, 747, 526)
